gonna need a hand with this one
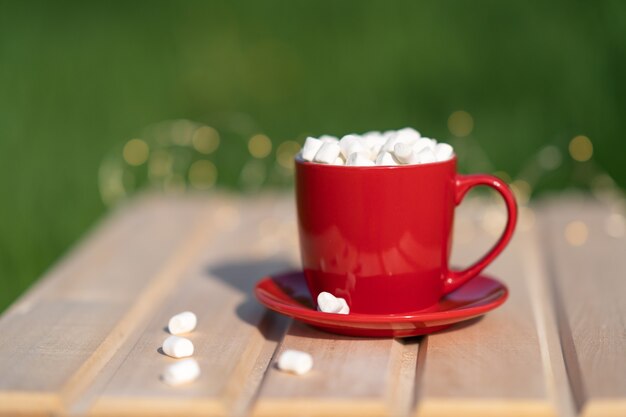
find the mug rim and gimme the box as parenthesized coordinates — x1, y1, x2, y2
(294, 155, 457, 170)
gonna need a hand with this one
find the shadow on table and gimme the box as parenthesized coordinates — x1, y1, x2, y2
(207, 258, 485, 343)
(208, 257, 295, 343)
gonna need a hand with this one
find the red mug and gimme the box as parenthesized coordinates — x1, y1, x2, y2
(295, 156, 517, 314)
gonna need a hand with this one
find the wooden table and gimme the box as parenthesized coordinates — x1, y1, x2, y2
(0, 193, 624, 417)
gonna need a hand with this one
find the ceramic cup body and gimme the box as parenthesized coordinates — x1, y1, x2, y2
(295, 157, 517, 315)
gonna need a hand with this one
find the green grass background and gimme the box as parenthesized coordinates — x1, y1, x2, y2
(1, 0, 625, 311)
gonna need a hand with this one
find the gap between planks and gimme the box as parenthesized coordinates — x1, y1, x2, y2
(522, 224, 576, 417)
(83, 195, 298, 417)
(0, 196, 205, 416)
(251, 321, 421, 417)
(4, 195, 620, 417)
(0, 194, 266, 416)
(415, 200, 575, 417)
(60, 200, 217, 409)
(537, 196, 626, 417)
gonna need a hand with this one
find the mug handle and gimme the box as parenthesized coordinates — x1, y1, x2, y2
(443, 174, 518, 294)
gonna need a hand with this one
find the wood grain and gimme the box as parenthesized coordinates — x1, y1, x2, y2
(538, 195, 626, 417)
(415, 202, 560, 417)
(86, 195, 296, 417)
(252, 322, 420, 417)
(0, 193, 624, 417)
(521, 222, 577, 417)
(0, 195, 221, 416)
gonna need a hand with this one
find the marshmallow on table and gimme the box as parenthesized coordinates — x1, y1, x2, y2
(317, 292, 350, 314)
(313, 142, 341, 164)
(162, 335, 194, 358)
(277, 349, 313, 375)
(302, 137, 323, 161)
(161, 358, 201, 386)
(168, 311, 197, 335)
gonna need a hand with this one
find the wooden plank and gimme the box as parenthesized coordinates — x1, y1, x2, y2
(538, 195, 626, 417)
(252, 322, 420, 417)
(85, 195, 298, 417)
(415, 200, 564, 417)
(0, 195, 221, 416)
(521, 221, 577, 417)
(7, 193, 619, 417)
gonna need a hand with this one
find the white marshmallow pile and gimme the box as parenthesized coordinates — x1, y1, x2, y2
(317, 292, 350, 314)
(161, 311, 200, 386)
(277, 349, 314, 375)
(300, 128, 454, 166)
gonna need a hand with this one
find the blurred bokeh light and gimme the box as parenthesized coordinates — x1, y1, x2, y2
(447, 111, 474, 138)
(1, 0, 625, 310)
(569, 135, 594, 162)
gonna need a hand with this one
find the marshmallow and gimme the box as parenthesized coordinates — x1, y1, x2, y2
(277, 349, 313, 375)
(412, 138, 434, 154)
(319, 135, 339, 144)
(395, 127, 421, 142)
(435, 143, 454, 161)
(345, 141, 372, 159)
(416, 147, 437, 164)
(362, 131, 385, 145)
(161, 358, 200, 386)
(332, 156, 345, 166)
(317, 292, 350, 314)
(162, 335, 194, 358)
(382, 134, 405, 153)
(302, 137, 323, 161)
(382, 130, 396, 139)
(394, 142, 419, 164)
(376, 151, 399, 166)
(363, 136, 385, 156)
(339, 134, 361, 158)
(300, 128, 454, 167)
(168, 311, 197, 335)
(369, 142, 384, 156)
(337, 298, 349, 314)
(362, 130, 382, 139)
(346, 152, 375, 166)
(314, 142, 341, 164)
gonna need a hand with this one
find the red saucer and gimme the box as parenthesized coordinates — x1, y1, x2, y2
(254, 271, 508, 337)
